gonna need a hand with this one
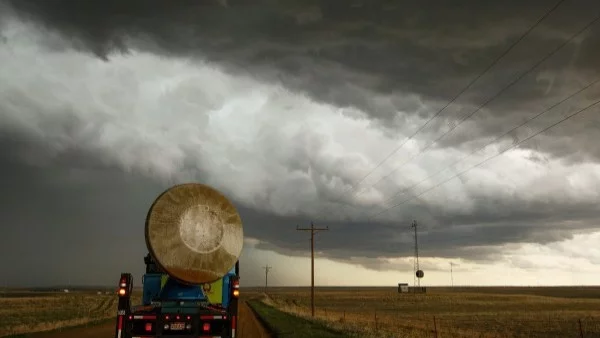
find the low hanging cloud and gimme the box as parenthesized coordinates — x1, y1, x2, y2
(1, 0, 600, 282)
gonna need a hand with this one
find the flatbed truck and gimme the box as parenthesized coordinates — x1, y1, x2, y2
(113, 183, 244, 338)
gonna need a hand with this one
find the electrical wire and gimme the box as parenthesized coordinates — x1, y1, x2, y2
(337, 9, 600, 220)
(355, 8, 600, 198)
(328, 0, 568, 203)
(377, 76, 600, 209)
(366, 96, 600, 221)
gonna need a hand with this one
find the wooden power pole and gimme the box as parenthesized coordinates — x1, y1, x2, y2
(296, 221, 329, 317)
(263, 265, 272, 294)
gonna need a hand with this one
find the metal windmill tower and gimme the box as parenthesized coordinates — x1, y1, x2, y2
(411, 220, 424, 287)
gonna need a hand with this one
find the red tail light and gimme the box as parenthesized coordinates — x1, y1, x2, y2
(145, 323, 152, 332)
(203, 323, 210, 332)
(232, 277, 240, 298)
(117, 274, 130, 297)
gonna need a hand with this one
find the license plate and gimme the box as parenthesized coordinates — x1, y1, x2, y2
(170, 322, 185, 330)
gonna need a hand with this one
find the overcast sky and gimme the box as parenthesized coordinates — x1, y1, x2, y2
(1, 0, 599, 288)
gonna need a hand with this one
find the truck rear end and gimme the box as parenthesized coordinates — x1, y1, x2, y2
(113, 183, 244, 338)
(115, 266, 240, 338)
(117, 302, 237, 338)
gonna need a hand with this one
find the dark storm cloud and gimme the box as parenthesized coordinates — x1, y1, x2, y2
(0, 131, 281, 286)
(233, 193, 600, 270)
(3, 0, 600, 162)
(2, 0, 600, 279)
(0, 131, 156, 286)
(1, 127, 598, 278)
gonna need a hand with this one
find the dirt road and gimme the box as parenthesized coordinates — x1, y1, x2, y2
(26, 301, 271, 338)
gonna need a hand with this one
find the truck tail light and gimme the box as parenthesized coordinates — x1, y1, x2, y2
(232, 278, 240, 298)
(117, 274, 131, 297)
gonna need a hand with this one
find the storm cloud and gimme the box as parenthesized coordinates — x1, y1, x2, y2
(1, 0, 600, 285)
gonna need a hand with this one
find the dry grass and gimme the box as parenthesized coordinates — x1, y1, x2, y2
(245, 287, 600, 338)
(0, 291, 140, 336)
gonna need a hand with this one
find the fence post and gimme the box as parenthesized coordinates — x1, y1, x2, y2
(578, 318, 584, 338)
(374, 311, 378, 334)
(433, 316, 439, 338)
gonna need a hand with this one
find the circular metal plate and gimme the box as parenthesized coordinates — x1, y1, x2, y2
(145, 183, 243, 284)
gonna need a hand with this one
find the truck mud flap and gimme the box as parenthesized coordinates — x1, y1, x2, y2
(115, 315, 123, 338)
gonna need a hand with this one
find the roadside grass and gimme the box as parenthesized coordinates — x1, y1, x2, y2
(0, 291, 141, 337)
(250, 287, 600, 338)
(247, 299, 351, 338)
(4, 318, 113, 337)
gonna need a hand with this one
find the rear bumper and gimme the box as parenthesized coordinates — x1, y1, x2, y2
(119, 333, 232, 338)
(127, 336, 227, 338)
(115, 315, 236, 338)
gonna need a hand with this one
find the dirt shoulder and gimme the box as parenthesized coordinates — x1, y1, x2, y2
(247, 300, 349, 338)
(237, 300, 274, 338)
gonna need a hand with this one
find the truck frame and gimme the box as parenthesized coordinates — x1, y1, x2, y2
(114, 253, 240, 338)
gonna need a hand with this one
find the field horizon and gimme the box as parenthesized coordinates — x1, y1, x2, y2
(3, 284, 600, 291)
(4, 285, 600, 337)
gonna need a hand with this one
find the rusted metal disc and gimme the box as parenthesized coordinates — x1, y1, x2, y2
(145, 183, 243, 284)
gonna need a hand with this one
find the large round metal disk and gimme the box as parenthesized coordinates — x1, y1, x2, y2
(145, 183, 243, 284)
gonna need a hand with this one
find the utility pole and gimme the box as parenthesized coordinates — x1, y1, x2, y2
(296, 221, 329, 317)
(412, 220, 420, 288)
(263, 265, 272, 294)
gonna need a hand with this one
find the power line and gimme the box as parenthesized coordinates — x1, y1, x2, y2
(342, 8, 600, 217)
(367, 96, 600, 220)
(377, 76, 600, 209)
(296, 222, 329, 318)
(330, 0, 568, 207)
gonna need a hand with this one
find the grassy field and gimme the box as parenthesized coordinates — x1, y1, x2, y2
(4, 287, 599, 337)
(247, 286, 600, 338)
(0, 290, 139, 337)
(248, 298, 349, 338)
